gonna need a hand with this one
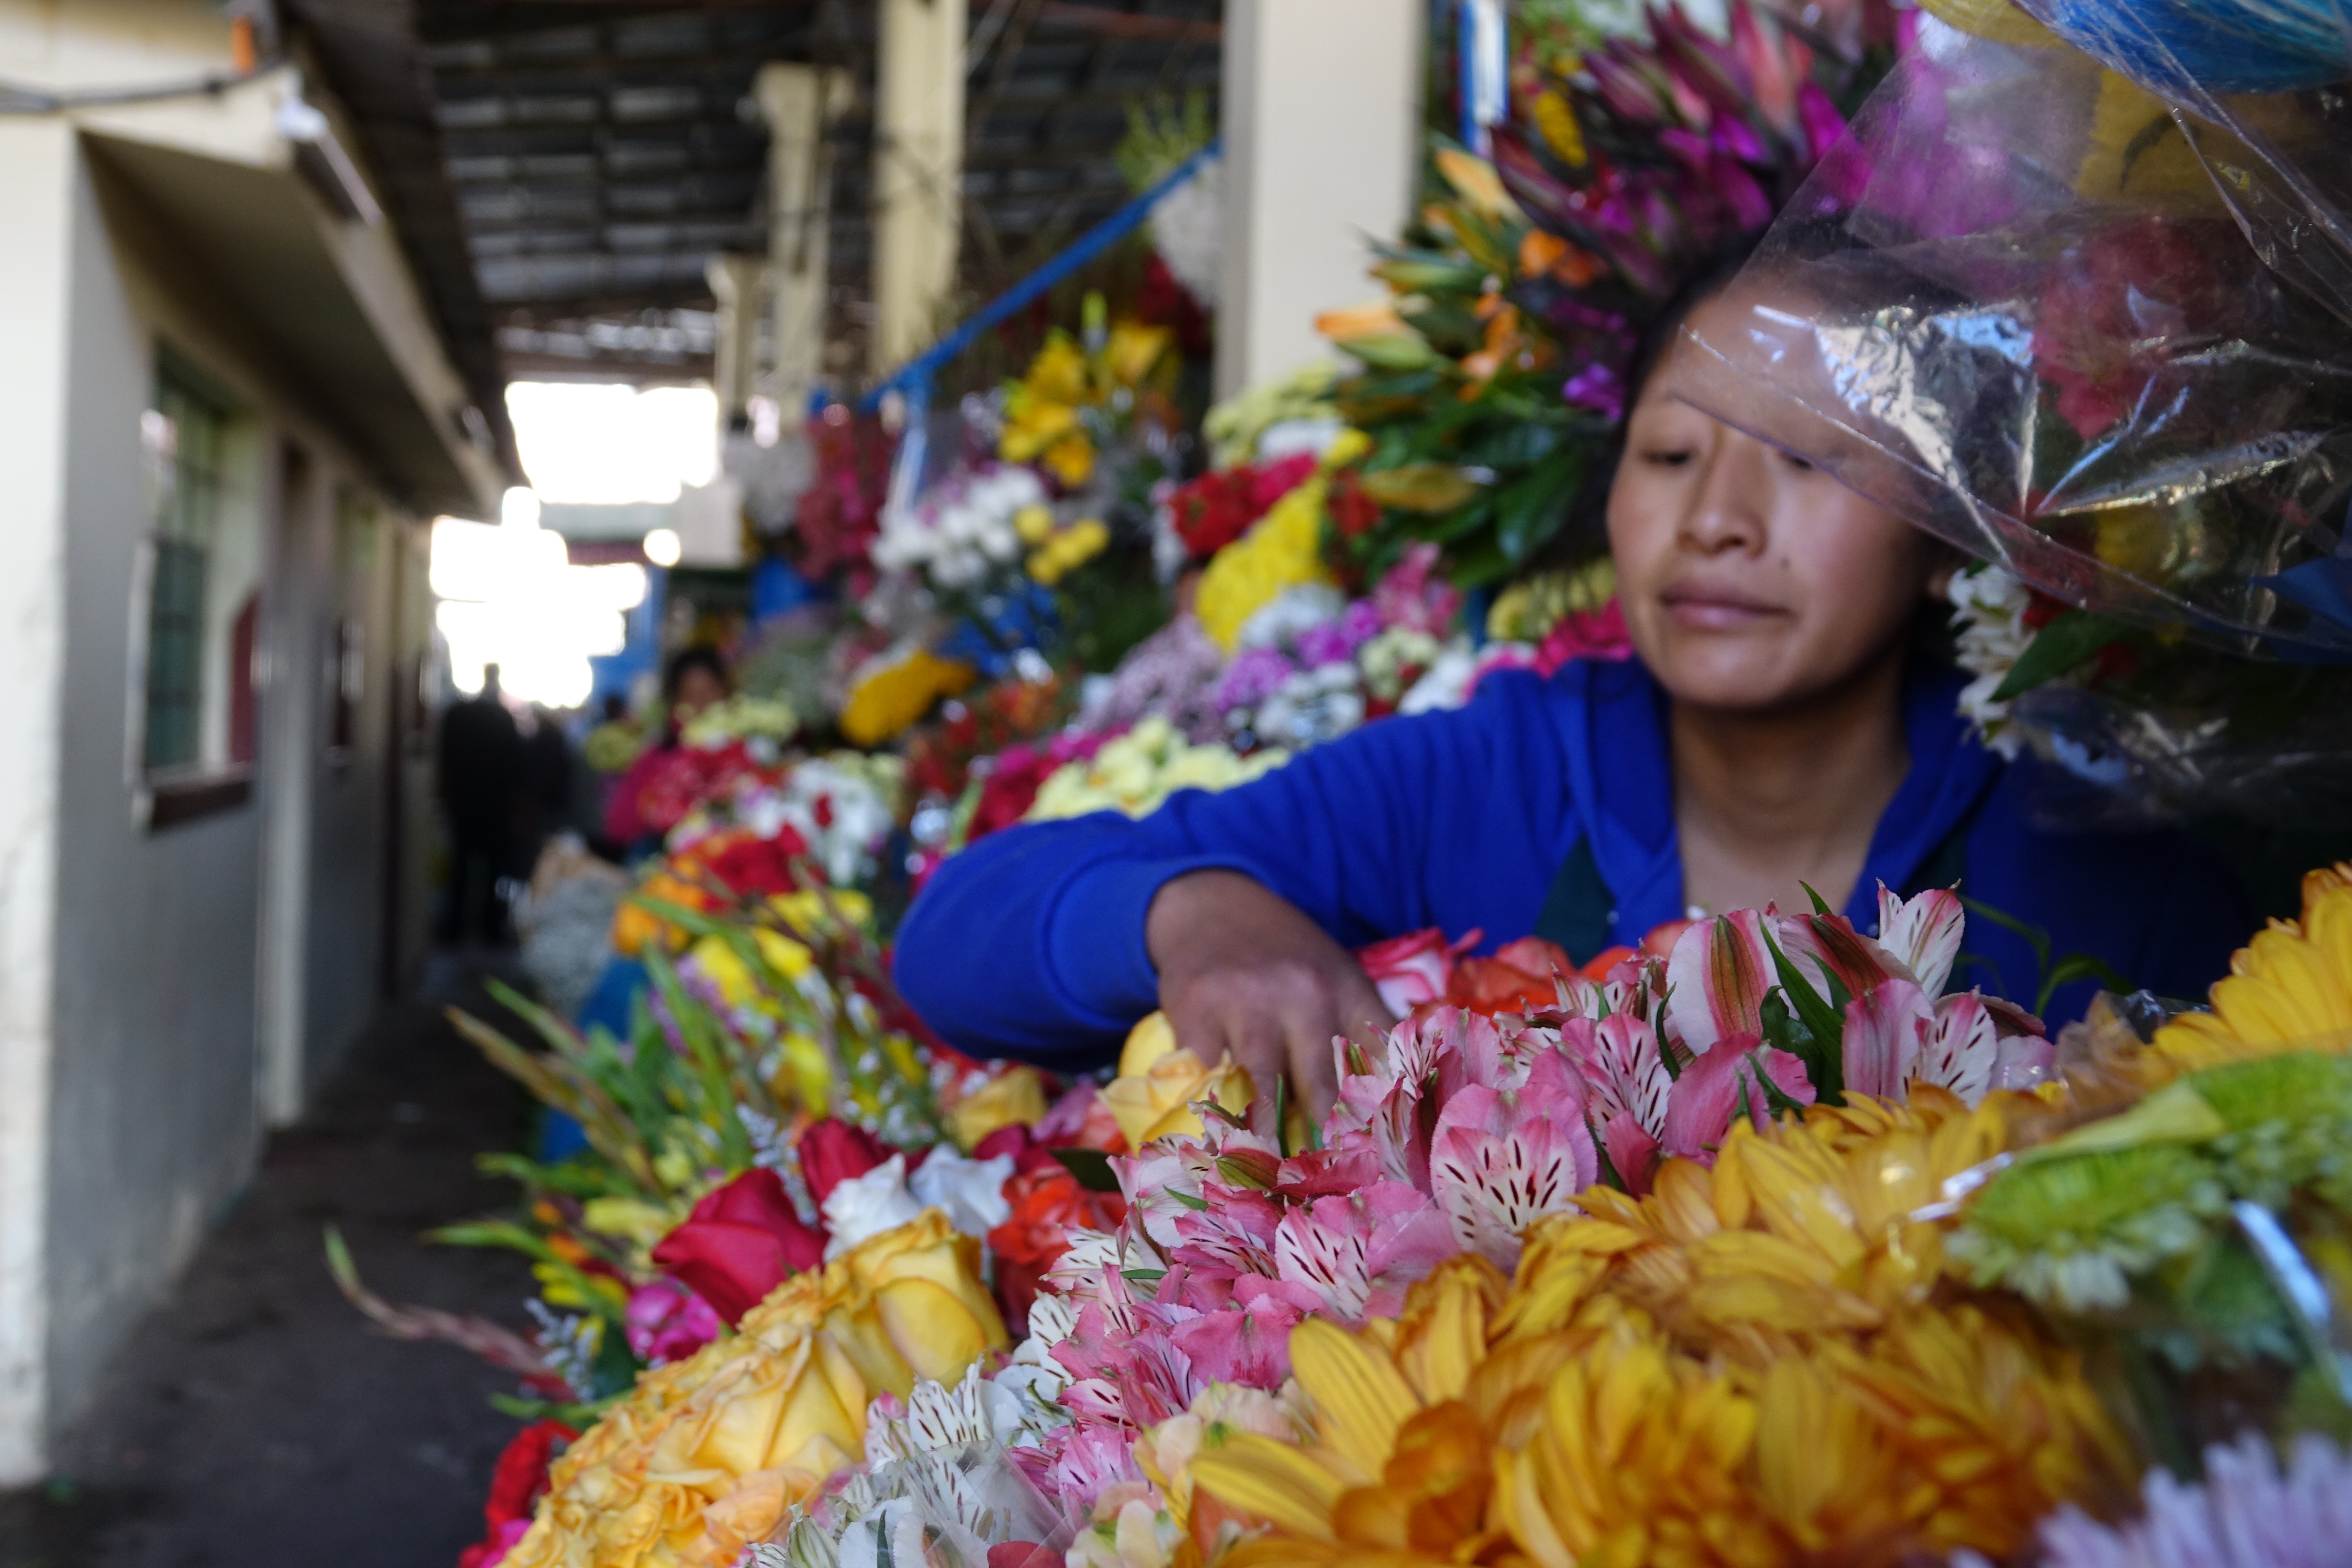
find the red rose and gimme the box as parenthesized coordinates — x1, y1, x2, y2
(972, 1122, 1064, 1177)
(458, 1418, 573, 1568)
(705, 830, 809, 899)
(1356, 927, 1474, 1016)
(796, 1118, 894, 1204)
(649, 1168, 826, 1325)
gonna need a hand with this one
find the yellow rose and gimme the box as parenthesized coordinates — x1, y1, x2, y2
(766, 888, 873, 940)
(949, 1065, 1050, 1152)
(688, 935, 758, 1010)
(1102, 1012, 1256, 1147)
(506, 1227, 1005, 1568)
(812, 1210, 1009, 1393)
(751, 928, 813, 981)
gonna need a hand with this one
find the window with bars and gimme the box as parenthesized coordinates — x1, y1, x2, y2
(138, 353, 262, 792)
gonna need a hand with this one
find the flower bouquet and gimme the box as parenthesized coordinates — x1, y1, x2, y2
(1675, 8, 2352, 818)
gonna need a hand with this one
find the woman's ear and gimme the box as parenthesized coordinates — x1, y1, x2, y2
(1922, 542, 1965, 605)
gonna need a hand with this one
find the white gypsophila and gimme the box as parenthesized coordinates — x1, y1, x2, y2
(906, 1147, 1016, 1239)
(1357, 625, 1444, 703)
(821, 1154, 928, 1259)
(1397, 637, 1484, 715)
(1236, 583, 1349, 651)
(1948, 562, 2036, 759)
(1254, 665, 1366, 749)
(1148, 158, 1222, 308)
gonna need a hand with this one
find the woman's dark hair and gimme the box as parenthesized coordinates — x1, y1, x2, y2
(1549, 222, 1962, 666)
(663, 645, 729, 702)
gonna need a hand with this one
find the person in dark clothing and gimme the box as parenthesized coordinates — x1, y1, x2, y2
(438, 662, 523, 943)
(515, 704, 575, 869)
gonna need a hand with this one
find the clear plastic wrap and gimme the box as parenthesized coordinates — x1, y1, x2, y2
(1674, 11, 2352, 816)
(1685, 15, 2352, 657)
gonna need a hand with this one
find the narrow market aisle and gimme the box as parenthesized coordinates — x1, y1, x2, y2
(0, 960, 538, 1568)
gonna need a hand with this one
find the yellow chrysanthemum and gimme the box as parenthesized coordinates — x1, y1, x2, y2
(1194, 478, 1336, 652)
(839, 646, 976, 748)
(2153, 861, 2352, 1070)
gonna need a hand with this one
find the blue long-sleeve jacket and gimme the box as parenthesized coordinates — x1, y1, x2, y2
(893, 658, 2250, 1069)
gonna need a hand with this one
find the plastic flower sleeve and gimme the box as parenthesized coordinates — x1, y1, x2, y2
(1675, 16, 2352, 662)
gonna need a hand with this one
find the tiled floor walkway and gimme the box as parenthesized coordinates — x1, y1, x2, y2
(0, 957, 539, 1568)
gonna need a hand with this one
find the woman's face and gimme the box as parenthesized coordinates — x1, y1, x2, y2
(1606, 294, 1945, 714)
(671, 666, 726, 725)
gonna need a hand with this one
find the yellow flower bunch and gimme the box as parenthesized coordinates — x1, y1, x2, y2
(1017, 507, 1110, 587)
(1024, 717, 1288, 824)
(506, 1212, 1006, 1568)
(839, 645, 977, 749)
(999, 320, 1174, 488)
(1485, 557, 1618, 643)
(1193, 480, 1336, 653)
(2151, 860, 2352, 1072)
(1186, 1097, 2136, 1568)
(1101, 1011, 1256, 1146)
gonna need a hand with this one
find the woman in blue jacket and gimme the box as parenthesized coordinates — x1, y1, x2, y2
(893, 283, 2249, 1118)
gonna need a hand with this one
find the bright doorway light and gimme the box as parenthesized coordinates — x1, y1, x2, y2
(642, 527, 683, 567)
(430, 514, 651, 708)
(505, 382, 718, 505)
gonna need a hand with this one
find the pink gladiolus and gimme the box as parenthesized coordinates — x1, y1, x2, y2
(622, 1278, 723, 1366)
(1659, 1033, 1814, 1158)
(1168, 1275, 1321, 1385)
(1666, 909, 1778, 1055)
(1876, 883, 1965, 995)
(1272, 1182, 1456, 1320)
(1427, 1049, 1597, 1269)
(1841, 980, 1933, 1100)
(1914, 989, 2001, 1104)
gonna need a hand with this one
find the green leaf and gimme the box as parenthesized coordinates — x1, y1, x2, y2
(2039, 951, 2135, 1016)
(1991, 609, 2128, 702)
(1801, 882, 1834, 917)
(489, 1393, 618, 1427)
(1760, 924, 1846, 1103)
(1358, 463, 1483, 513)
(1962, 896, 2053, 978)
(1051, 1147, 1124, 1193)
(1494, 447, 1584, 565)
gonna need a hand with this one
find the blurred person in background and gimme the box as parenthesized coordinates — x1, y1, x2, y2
(438, 661, 522, 944)
(601, 645, 729, 857)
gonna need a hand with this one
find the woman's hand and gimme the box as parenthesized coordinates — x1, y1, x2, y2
(1145, 870, 1394, 1124)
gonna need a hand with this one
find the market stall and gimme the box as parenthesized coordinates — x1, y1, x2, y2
(348, 2, 2352, 1563)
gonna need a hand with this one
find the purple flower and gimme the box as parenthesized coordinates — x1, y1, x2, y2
(2025, 1431, 2352, 1568)
(1215, 647, 1297, 714)
(1563, 364, 1627, 422)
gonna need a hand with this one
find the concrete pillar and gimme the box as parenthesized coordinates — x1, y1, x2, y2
(756, 64, 853, 418)
(0, 115, 72, 1485)
(706, 254, 765, 432)
(1215, 0, 1426, 400)
(871, 0, 967, 374)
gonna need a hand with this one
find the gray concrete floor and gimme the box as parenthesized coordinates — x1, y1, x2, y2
(0, 957, 542, 1568)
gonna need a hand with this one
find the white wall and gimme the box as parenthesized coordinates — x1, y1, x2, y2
(45, 137, 272, 1449)
(0, 132, 429, 1471)
(1215, 0, 1427, 399)
(0, 113, 75, 1488)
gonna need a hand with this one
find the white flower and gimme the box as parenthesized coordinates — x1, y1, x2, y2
(1237, 583, 1348, 650)
(907, 1146, 1015, 1238)
(1949, 562, 2036, 759)
(821, 1154, 928, 1258)
(1397, 637, 1483, 715)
